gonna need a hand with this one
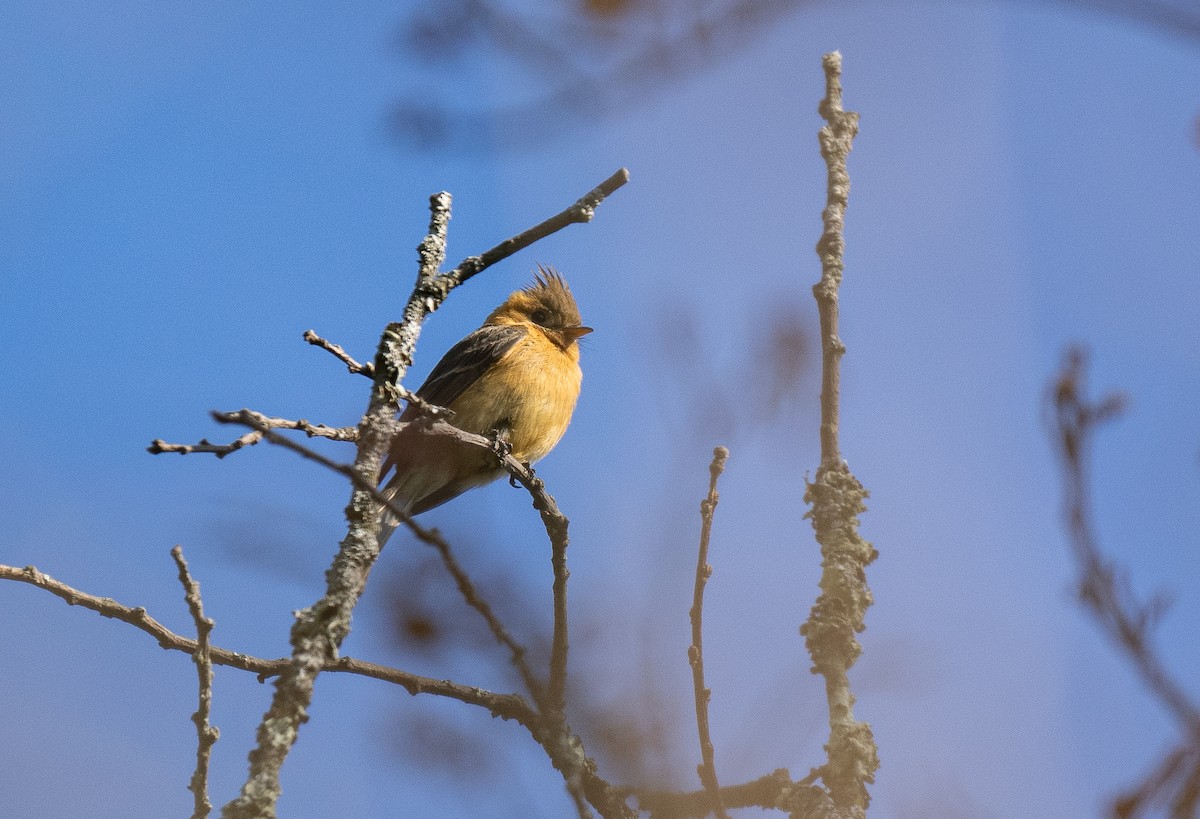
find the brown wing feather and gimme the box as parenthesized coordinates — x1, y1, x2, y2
(410, 324, 526, 413)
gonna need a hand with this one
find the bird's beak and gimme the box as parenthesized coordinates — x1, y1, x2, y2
(562, 326, 593, 341)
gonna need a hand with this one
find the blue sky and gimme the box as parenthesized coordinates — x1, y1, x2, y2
(2, 3, 1199, 817)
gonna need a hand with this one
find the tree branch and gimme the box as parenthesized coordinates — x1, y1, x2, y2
(149, 412, 356, 457)
(688, 446, 730, 819)
(214, 411, 549, 702)
(303, 329, 376, 379)
(445, 167, 629, 291)
(171, 546, 219, 819)
(485, 436, 574, 720)
(0, 561, 539, 725)
(219, 191, 456, 818)
(798, 51, 878, 816)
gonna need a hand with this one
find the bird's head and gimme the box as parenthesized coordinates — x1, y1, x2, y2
(487, 265, 593, 350)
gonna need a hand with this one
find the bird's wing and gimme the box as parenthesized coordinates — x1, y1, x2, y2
(413, 323, 527, 410)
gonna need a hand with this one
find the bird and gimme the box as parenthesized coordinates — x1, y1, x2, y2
(378, 266, 591, 542)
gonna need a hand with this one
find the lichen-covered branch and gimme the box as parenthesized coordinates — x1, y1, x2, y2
(798, 51, 879, 816)
(220, 190, 456, 818)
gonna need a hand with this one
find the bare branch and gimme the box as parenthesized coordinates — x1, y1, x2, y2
(485, 436, 575, 721)
(446, 167, 629, 290)
(212, 410, 546, 707)
(1113, 743, 1200, 819)
(171, 546, 219, 819)
(811, 52, 857, 467)
(213, 411, 357, 442)
(220, 192, 456, 818)
(303, 329, 376, 379)
(1048, 349, 1200, 733)
(213, 408, 549, 706)
(149, 412, 356, 458)
(688, 446, 730, 819)
(0, 561, 538, 725)
(149, 431, 265, 458)
(799, 51, 879, 815)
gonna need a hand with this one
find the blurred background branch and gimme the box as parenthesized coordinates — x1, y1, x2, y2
(390, 0, 1200, 151)
(1048, 347, 1200, 818)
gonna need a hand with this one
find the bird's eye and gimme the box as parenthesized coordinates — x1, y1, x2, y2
(530, 308, 550, 325)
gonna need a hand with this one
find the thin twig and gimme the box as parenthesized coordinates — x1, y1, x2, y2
(444, 168, 629, 291)
(303, 329, 376, 378)
(485, 437, 591, 816)
(149, 431, 265, 458)
(0, 562, 537, 725)
(149, 412, 356, 457)
(216, 411, 358, 442)
(428, 532, 549, 704)
(798, 51, 879, 814)
(485, 436, 574, 720)
(1, 560, 641, 818)
(688, 446, 730, 819)
(1049, 349, 1199, 732)
(1113, 743, 1200, 819)
(171, 546, 219, 819)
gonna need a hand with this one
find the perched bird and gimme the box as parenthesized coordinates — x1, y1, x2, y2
(378, 267, 591, 541)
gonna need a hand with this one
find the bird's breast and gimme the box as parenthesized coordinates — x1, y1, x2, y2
(446, 334, 583, 463)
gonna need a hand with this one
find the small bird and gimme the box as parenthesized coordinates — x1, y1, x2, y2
(378, 266, 591, 541)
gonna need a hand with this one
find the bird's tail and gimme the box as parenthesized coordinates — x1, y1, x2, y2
(376, 453, 411, 550)
(377, 508, 401, 550)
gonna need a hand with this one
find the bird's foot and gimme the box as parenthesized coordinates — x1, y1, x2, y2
(487, 428, 513, 459)
(509, 461, 535, 488)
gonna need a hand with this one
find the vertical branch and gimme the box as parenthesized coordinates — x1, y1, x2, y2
(689, 447, 731, 819)
(172, 546, 219, 819)
(799, 51, 879, 816)
(221, 193, 453, 818)
(547, 507, 571, 719)
(527, 472, 580, 810)
(812, 52, 854, 468)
